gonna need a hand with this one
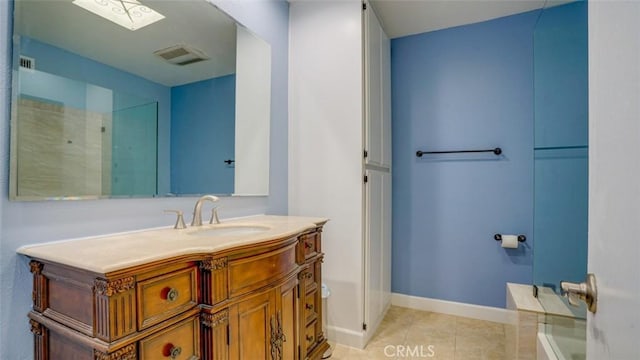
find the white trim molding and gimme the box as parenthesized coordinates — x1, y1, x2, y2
(325, 325, 365, 349)
(391, 292, 514, 324)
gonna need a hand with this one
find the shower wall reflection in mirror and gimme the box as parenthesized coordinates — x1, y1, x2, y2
(10, 0, 271, 200)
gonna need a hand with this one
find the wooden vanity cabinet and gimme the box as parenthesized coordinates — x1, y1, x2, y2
(26, 224, 329, 360)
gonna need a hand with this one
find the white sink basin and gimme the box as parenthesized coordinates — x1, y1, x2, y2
(187, 225, 271, 237)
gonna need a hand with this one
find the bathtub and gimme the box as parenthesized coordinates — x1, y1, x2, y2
(536, 317, 586, 360)
(506, 283, 586, 360)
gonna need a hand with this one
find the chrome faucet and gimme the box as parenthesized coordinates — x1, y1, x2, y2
(191, 195, 220, 226)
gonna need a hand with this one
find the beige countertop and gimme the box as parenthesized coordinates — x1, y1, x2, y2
(17, 215, 327, 274)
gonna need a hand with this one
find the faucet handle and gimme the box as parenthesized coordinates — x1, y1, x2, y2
(164, 210, 187, 229)
(209, 207, 221, 224)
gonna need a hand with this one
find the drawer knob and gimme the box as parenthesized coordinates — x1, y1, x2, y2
(162, 287, 179, 302)
(163, 343, 182, 359)
(305, 272, 313, 280)
(304, 241, 313, 249)
(306, 303, 314, 310)
(306, 335, 315, 343)
(170, 346, 182, 359)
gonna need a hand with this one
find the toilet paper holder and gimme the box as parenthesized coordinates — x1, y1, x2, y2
(494, 234, 526, 242)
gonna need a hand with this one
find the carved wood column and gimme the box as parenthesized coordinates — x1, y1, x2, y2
(29, 261, 47, 312)
(93, 343, 137, 360)
(93, 277, 136, 342)
(199, 257, 228, 305)
(201, 310, 229, 360)
(30, 319, 48, 360)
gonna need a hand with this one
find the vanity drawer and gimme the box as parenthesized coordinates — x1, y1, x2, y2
(137, 267, 198, 329)
(305, 320, 319, 350)
(139, 316, 200, 360)
(298, 232, 319, 261)
(304, 290, 319, 325)
(301, 265, 317, 291)
(228, 242, 298, 298)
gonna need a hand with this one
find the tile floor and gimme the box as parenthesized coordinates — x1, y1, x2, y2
(327, 306, 507, 360)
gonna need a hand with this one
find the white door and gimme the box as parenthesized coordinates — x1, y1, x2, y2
(364, 2, 382, 167)
(364, 169, 392, 340)
(587, 1, 640, 358)
(364, 1, 391, 168)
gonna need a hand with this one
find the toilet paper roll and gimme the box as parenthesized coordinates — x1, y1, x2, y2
(501, 235, 519, 249)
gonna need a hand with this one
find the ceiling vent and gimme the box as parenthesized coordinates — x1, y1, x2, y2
(153, 44, 210, 66)
(19, 55, 35, 70)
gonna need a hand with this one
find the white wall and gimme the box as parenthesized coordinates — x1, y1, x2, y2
(288, 0, 366, 347)
(587, 1, 640, 358)
(235, 25, 271, 195)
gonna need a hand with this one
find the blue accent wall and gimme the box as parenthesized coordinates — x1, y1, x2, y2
(171, 75, 235, 194)
(0, 1, 289, 358)
(391, 10, 539, 308)
(19, 69, 90, 109)
(533, 1, 588, 291)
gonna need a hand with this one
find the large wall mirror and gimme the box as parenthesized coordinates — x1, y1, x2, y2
(10, 0, 271, 200)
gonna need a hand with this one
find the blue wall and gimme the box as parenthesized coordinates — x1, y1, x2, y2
(20, 69, 92, 110)
(391, 10, 539, 308)
(0, 1, 289, 358)
(533, 1, 588, 291)
(171, 75, 235, 194)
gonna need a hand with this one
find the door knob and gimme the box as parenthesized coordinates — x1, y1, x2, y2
(560, 273, 597, 313)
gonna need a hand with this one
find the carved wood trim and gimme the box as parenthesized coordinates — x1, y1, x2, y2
(93, 277, 137, 341)
(200, 257, 228, 271)
(94, 290, 136, 341)
(201, 309, 229, 328)
(30, 319, 44, 336)
(29, 260, 44, 274)
(94, 277, 135, 296)
(201, 257, 229, 305)
(94, 344, 137, 360)
(270, 312, 284, 360)
(30, 319, 48, 360)
(30, 261, 48, 312)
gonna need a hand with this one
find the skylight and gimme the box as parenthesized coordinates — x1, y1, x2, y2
(72, 0, 165, 31)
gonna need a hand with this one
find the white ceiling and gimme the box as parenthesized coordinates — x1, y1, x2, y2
(370, 0, 571, 39)
(15, 0, 238, 87)
(17, 0, 575, 86)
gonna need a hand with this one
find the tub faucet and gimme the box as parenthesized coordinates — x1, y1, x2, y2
(191, 195, 220, 226)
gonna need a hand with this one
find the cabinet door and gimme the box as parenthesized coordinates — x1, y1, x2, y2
(365, 4, 391, 168)
(277, 276, 299, 360)
(365, 4, 383, 167)
(228, 289, 276, 360)
(381, 25, 392, 168)
(364, 170, 392, 330)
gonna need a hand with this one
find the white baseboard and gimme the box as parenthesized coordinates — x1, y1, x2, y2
(326, 298, 392, 349)
(325, 325, 365, 349)
(391, 292, 514, 324)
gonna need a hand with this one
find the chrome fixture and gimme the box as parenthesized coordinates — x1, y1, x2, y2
(191, 195, 220, 226)
(560, 273, 598, 313)
(209, 207, 220, 225)
(164, 210, 186, 229)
